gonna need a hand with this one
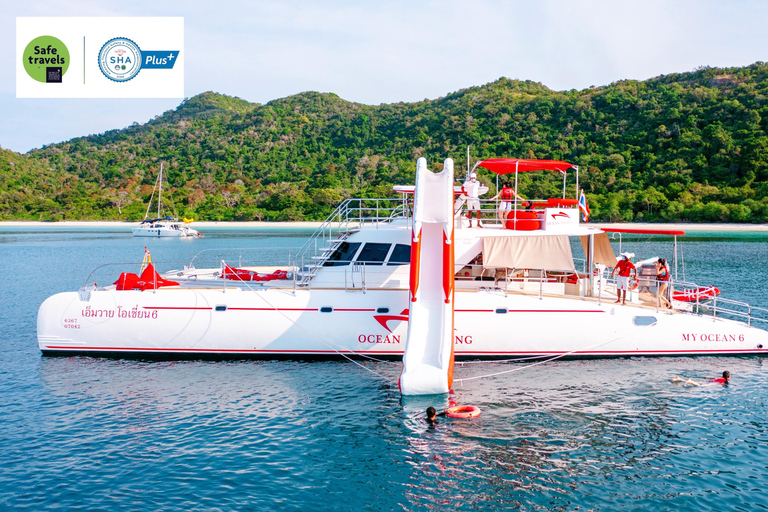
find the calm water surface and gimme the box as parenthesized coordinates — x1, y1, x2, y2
(1, 226, 768, 510)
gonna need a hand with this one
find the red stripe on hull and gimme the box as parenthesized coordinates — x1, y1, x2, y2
(143, 307, 212, 310)
(227, 308, 318, 311)
(41, 347, 768, 357)
(455, 309, 604, 313)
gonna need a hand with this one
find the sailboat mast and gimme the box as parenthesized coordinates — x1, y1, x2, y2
(158, 163, 163, 219)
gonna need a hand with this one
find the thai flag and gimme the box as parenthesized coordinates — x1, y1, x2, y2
(140, 246, 152, 273)
(579, 189, 590, 222)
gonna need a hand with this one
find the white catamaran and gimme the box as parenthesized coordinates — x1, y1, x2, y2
(39, 157, 768, 362)
(132, 163, 200, 238)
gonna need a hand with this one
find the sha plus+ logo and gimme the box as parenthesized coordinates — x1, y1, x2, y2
(98, 37, 142, 82)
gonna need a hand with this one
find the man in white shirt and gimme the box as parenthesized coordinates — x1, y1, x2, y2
(462, 173, 482, 227)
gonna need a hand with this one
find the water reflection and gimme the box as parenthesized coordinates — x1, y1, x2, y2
(4, 228, 768, 509)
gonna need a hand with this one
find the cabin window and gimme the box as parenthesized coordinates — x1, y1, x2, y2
(320, 306, 333, 313)
(387, 244, 411, 265)
(632, 316, 657, 326)
(324, 242, 361, 267)
(356, 243, 391, 266)
(377, 307, 389, 313)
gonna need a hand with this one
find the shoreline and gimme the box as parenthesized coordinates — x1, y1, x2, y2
(0, 220, 766, 231)
(591, 222, 768, 232)
(0, 220, 324, 228)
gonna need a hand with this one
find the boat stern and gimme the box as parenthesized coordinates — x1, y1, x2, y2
(37, 291, 84, 354)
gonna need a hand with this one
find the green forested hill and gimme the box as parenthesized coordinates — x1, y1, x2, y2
(2, 62, 768, 222)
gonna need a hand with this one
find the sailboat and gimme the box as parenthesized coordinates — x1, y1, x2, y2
(131, 163, 200, 238)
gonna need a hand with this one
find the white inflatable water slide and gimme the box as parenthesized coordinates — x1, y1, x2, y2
(398, 158, 456, 395)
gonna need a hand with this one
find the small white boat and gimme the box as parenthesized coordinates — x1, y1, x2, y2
(132, 163, 200, 238)
(132, 217, 200, 238)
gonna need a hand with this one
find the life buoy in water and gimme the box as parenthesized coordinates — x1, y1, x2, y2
(445, 405, 481, 419)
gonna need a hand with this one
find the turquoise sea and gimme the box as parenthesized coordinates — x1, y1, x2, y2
(2, 225, 768, 510)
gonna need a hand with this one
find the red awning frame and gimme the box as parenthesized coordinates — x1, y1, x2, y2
(601, 228, 685, 281)
(469, 158, 580, 202)
(601, 228, 686, 236)
(476, 158, 576, 174)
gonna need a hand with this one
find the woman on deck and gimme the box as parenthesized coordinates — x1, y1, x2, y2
(656, 258, 672, 309)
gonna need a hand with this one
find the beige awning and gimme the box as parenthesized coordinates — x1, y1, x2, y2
(580, 232, 617, 267)
(482, 235, 575, 270)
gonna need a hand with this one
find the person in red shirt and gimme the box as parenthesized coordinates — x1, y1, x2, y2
(671, 370, 730, 386)
(610, 252, 637, 305)
(489, 182, 525, 221)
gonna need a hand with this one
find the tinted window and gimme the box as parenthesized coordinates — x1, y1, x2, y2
(324, 242, 361, 267)
(387, 244, 411, 265)
(356, 243, 391, 266)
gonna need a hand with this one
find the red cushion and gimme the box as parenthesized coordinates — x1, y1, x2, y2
(505, 210, 540, 231)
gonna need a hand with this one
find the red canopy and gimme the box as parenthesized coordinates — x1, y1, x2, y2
(477, 159, 575, 174)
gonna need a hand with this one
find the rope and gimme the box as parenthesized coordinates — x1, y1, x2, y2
(456, 354, 566, 365)
(453, 323, 653, 384)
(218, 263, 394, 379)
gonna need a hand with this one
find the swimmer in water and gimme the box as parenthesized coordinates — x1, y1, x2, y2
(671, 376, 700, 386)
(426, 406, 446, 424)
(671, 370, 730, 386)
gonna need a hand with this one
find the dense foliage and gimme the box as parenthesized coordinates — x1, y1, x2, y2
(2, 62, 768, 222)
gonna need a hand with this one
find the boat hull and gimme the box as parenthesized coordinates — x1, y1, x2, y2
(37, 287, 768, 359)
(131, 224, 199, 237)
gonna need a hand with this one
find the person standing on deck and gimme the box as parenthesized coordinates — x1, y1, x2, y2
(462, 173, 483, 228)
(489, 182, 525, 221)
(655, 258, 673, 309)
(611, 252, 637, 305)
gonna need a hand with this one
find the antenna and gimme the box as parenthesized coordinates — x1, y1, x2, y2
(466, 145, 470, 176)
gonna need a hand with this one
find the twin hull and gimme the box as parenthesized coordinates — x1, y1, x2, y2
(38, 287, 768, 358)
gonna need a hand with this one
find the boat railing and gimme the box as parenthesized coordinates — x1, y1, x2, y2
(81, 260, 200, 296)
(456, 264, 588, 299)
(297, 261, 409, 292)
(671, 280, 768, 328)
(186, 247, 300, 269)
(453, 198, 578, 229)
(80, 248, 302, 297)
(293, 197, 410, 285)
(596, 273, 768, 327)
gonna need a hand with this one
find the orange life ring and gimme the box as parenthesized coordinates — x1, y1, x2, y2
(630, 279, 638, 291)
(445, 405, 481, 419)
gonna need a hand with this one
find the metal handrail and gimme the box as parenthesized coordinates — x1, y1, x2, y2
(187, 246, 299, 267)
(292, 198, 409, 285)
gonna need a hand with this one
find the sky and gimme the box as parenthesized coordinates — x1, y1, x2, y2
(2, 0, 767, 153)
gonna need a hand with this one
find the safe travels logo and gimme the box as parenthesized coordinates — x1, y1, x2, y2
(22, 35, 69, 83)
